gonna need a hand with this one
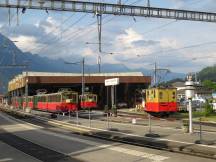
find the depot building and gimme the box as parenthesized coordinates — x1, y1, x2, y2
(8, 71, 151, 108)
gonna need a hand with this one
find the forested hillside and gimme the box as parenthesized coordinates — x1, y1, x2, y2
(198, 65, 216, 81)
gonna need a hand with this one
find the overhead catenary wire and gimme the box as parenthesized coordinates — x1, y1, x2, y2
(30, 13, 88, 53)
(136, 40, 216, 58)
(33, 0, 136, 55)
(25, 12, 76, 52)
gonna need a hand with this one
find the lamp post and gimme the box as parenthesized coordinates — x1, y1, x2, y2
(185, 75, 195, 133)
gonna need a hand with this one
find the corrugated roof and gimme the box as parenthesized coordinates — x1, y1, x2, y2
(21, 71, 144, 77)
(8, 71, 151, 92)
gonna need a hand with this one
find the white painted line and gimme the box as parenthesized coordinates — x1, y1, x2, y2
(0, 158, 13, 162)
(3, 110, 216, 150)
(0, 112, 98, 146)
(98, 145, 169, 161)
(1, 111, 170, 161)
(56, 119, 216, 149)
(0, 113, 43, 133)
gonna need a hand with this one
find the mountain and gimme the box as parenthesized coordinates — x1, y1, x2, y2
(0, 33, 185, 93)
(197, 65, 216, 82)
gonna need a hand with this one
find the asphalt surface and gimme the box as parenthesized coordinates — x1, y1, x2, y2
(40, 110, 216, 146)
(0, 110, 216, 162)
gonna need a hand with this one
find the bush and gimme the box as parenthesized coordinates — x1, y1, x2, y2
(204, 101, 213, 117)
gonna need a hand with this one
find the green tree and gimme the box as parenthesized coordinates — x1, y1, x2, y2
(198, 65, 216, 81)
(203, 80, 216, 91)
(204, 101, 213, 117)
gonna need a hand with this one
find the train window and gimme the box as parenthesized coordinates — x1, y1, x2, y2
(94, 95, 97, 102)
(147, 91, 149, 98)
(153, 90, 156, 98)
(80, 95, 87, 101)
(56, 95, 61, 102)
(42, 96, 46, 102)
(63, 93, 77, 103)
(88, 95, 94, 101)
(50, 95, 54, 102)
(73, 94, 78, 102)
(172, 92, 176, 99)
(159, 92, 163, 99)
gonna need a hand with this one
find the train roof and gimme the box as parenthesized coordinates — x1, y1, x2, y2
(35, 91, 78, 96)
(147, 87, 177, 90)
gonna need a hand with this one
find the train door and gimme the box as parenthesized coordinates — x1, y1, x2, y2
(33, 96, 38, 109)
(158, 89, 168, 112)
(168, 89, 177, 112)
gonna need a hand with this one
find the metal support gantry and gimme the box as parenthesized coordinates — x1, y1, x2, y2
(1, 0, 216, 23)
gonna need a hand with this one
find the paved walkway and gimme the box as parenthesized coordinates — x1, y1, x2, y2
(29, 110, 216, 147)
(1, 107, 216, 159)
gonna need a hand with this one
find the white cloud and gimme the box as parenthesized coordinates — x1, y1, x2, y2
(159, 38, 180, 49)
(115, 28, 143, 48)
(82, 47, 95, 57)
(40, 16, 61, 36)
(1, 4, 216, 74)
(9, 35, 42, 53)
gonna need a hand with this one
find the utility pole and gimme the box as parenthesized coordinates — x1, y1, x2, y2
(16, 8, 19, 26)
(24, 64, 29, 112)
(97, 55, 101, 73)
(96, 12, 102, 73)
(147, 0, 150, 16)
(8, 7, 11, 26)
(147, 0, 150, 7)
(65, 58, 85, 125)
(81, 57, 85, 100)
(154, 62, 157, 85)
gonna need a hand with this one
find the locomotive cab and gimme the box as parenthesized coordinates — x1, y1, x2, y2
(145, 88, 177, 117)
(79, 93, 97, 109)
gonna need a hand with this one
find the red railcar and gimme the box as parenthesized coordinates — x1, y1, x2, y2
(22, 96, 34, 109)
(11, 97, 23, 109)
(79, 93, 97, 109)
(34, 91, 78, 112)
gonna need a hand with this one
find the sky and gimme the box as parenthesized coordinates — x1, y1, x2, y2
(0, 0, 216, 74)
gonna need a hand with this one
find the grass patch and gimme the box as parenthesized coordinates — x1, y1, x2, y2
(171, 111, 216, 122)
(198, 115, 216, 122)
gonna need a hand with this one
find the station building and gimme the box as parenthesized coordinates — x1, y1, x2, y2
(8, 72, 151, 108)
